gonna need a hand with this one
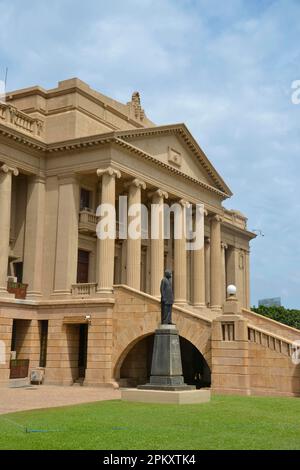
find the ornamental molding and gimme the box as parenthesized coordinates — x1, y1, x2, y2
(0, 124, 231, 199)
(124, 178, 146, 190)
(148, 189, 168, 200)
(96, 167, 121, 179)
(0, 164, 19, 176)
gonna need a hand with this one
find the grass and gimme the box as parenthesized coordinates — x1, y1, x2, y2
(0, 394, 299, 450)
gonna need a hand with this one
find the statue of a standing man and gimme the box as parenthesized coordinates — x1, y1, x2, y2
(160, 269, 174, 325)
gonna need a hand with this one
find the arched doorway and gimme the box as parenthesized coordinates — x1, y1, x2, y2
(118, 334, 211, 389)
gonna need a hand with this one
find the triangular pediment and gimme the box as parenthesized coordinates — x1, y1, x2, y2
(116, 124, 232, 197)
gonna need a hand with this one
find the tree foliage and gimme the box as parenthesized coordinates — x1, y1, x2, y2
(252, 305, 300, 330)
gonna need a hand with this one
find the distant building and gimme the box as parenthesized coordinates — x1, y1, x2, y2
(258, 297, 281, 307)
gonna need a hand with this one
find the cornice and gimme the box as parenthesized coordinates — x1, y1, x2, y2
(222, 221, 257, 240)
(0, 123, 231, 200)
(0, 123, 46, 151)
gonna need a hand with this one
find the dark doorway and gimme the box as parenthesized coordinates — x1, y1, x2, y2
(180, 337, 211, 388)
(118, 334, 211, 388)
(78, 324, 88, 378)
(77, 250, 89, 283)
(10, 319, 31, 379)
(39, 320, 48, 367)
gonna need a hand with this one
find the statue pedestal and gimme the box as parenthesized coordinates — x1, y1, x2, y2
(121, 324, 211, 404)
(138, 324, 194, 391)
(121, 388, 211, 404)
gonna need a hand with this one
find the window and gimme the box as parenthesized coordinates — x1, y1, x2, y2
(77, 250, 89, 283)
(14, 262, 23, 283)
(80, 188, 92, 211)
(39, 320, 48, 368)
(11, 320, 17, 352)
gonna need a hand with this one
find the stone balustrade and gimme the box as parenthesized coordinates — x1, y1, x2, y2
(71, 282, 97, 297)
(0, 102, 44, 138)
(78, 210, 98, 234)
(248, 325, 294, 358)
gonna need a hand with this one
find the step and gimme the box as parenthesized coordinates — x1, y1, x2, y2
(9, 377, 30, 388)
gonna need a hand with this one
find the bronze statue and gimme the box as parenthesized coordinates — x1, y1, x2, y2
(160, 269, 174, 325)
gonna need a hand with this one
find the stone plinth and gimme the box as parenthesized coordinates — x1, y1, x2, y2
(138, 324, 195, 391)
(121, 388, 211, 405)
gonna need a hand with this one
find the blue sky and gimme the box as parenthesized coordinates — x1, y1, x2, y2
(0, 0, 299, 307)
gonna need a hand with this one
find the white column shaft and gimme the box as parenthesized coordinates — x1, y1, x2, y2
(23, 176, 45, 297)
(127, 182, 143, 290)
(0, 169, 13, 292)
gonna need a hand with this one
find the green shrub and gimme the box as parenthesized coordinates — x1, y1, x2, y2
(251, 305, 300, 330)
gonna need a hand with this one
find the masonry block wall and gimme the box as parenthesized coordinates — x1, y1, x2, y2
(211, 309, 300, 397)
(211, 314, 250, 395)
(248, 342, 300, 396)
(0, 316, 12, 385)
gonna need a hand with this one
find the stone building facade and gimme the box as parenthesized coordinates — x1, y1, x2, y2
(0, 78, 299, 396)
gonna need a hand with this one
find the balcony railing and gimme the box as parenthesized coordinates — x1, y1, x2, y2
(78, 210, 148, 239)
(71, 283, 97, 297)
(0, 102, 44, 138)
(78, 209, 98, 234)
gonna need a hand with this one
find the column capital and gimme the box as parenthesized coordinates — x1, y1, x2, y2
(221, 241, 228, 250)
(0, 164, 19, 176)
(178, 198, 191, 208)
(209, 213, 223, 223)
(97, 167, 121, 179)
(124, 177, 146, 190)
(205, 237, 210, 245)
(148, 188, 168, 200)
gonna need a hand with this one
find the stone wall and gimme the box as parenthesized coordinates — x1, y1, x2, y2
(211, 308, 300, 397)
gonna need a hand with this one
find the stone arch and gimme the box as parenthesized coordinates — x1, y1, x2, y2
(113, 330, 211, 388)
(113, 332, 154, 381)
(112, 286, 212, 384)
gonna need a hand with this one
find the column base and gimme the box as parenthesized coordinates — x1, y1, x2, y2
(0, 289, 15, 299)
(26, 292, 43, 300)
(210, 304, 222, 312)
(192, 303, 206, 308)
(96, 288, 114, 295)
(51, 290, 72, 299)
(174, 299, 188, 305)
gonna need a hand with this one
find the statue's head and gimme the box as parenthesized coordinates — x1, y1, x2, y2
(165, 269, 172, 279)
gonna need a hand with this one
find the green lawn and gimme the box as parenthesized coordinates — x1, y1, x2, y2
(0, 394, 299, 450)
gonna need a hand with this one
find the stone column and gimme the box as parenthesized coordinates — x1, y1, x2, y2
(0, 164, 18, 297)
(174, 199, 189, 304)
(53, 173, 79, 296)
(221, 242, 228, 304)
(205, 238, 210, 306)
(23, 175, 46, 298)
(96, 167, 121, 294)
(192, 208, 207, 307)
(210, 215, 223, 310)
(125, 178, 146, 290)
(149, 189, 168, 297)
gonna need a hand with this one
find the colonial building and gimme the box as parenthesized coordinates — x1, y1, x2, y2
(0, 78, 299, 396)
